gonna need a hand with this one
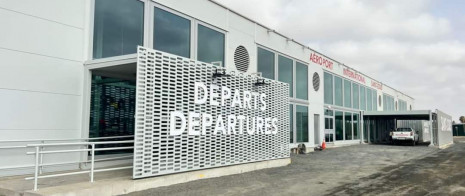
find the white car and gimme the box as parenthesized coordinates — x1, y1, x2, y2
(391, 127, 419, 146)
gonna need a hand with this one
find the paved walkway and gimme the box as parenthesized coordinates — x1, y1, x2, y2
(125, 141, 446, 196)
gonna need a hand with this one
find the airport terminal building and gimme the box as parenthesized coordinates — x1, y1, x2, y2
(0, 0, 453, 193)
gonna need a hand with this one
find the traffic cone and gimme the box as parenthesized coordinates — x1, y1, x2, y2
(322, 141, 326, 150)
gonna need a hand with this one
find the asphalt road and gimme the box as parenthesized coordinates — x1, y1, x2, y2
(125, 138, 464, 196)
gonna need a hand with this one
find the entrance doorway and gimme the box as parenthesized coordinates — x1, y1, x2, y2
(324, 110, 335, 143)
(88, 63, 137, 154)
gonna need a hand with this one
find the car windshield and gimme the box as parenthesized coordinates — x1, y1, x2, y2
(396, 128, 412, 132)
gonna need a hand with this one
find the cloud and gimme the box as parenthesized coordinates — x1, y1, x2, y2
(215, 0, 465, 120)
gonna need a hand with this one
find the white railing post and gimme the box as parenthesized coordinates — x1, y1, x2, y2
(34, 146, 40, 191)
(39, 141, 44, 174)
(90, 143, 95, 182)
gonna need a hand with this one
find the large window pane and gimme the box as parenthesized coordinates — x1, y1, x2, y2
(257, 48, 275, 79)
(335, 111, 343, 141)
(345, 113, 353, 140)
(93, 0, 144, 59)
(366, 88, 373, 111)
(334, 76, 343, 106)
(352, 83, 359, 109)
(154, 7, 190, 58)
(197, 24, 225, 66)
(344, 80, 352, 108)
(278, 55, 294, 97)
(353, 113, 359, 139)
(296, 105, 308, 143)
(296, 62, 308, 100)
(324, 73, 333, 104)
(290, 104, 294, 143)
(372, 90, 377, 111)
(360, 86, 366, 111)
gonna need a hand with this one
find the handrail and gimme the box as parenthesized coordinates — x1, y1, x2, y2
(23, 140, 135, 191)
(0, 155, 133, 170)
(26, 140, 134, 147)
(0, 135, 134, 143)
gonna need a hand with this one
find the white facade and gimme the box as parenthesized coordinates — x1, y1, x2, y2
(0, 0, 414, 175)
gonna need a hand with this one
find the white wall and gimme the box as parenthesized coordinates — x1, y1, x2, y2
(0, 0, 418, 176)
(0, 0, 87, 175)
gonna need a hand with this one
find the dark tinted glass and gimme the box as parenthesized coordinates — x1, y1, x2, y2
(198, 24, 225, 66)
(257, 48, 275, 79)
(296, 106, 308, 143)
(93, 0, 144, 59)
(296, 62, 308, 100)
(154, 7, 191, 58)
(278, 55, 293, 97)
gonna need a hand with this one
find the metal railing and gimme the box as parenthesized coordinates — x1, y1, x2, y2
(0, 136, 134, 191)
(0, 136, 134, 171)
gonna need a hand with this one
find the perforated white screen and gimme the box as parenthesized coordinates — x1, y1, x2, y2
(133, 47, 290, 179)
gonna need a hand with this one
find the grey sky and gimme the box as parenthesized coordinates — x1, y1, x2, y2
(216, 0, 465, 121)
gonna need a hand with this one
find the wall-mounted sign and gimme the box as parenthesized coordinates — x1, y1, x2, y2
(169, 82, 279, 136)
(343, 68, 366, 84)
(371, 80, 383, 90)
(310, 52, 333, 70)
(133, 47, 290, 179)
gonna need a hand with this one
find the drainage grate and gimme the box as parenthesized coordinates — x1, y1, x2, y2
(234, 46, 249, 72)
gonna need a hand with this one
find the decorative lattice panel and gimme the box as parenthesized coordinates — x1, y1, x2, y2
(133, 46, 290, 179)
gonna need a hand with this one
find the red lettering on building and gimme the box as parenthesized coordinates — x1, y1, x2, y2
(343, 68, 366, 84)
(310, 53, 333, 70)
(371, 81, 383, 90)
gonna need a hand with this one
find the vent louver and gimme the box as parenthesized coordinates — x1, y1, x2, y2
(234, 46, 249, 72)
(312, 72, 320, 91)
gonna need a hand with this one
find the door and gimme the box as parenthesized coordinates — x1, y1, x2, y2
(314, 114, 320, 145)
(325, 117, 335, 143)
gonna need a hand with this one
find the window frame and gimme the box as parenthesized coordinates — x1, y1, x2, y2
(277, 54, 294, 97)
(295, 61, 309, 101)
(195, 20, 227, 66)
(151, 3, 194, 58)
(89, 0, 148, 61)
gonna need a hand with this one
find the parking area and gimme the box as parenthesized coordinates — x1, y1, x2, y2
(124, 140, 459, 196)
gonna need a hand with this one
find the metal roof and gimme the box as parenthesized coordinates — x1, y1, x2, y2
(363, 110, 432, 120)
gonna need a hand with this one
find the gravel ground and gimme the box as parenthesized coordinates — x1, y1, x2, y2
(326, 137, 465, 196)
(124, 141, 445, 196)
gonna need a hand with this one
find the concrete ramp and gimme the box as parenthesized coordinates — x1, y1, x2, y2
(0, 158, 290, 196)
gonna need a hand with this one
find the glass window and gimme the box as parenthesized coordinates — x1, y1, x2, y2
(366, 88, 372, 111)
(154, 7, 190, 58)
(335, 111, 343, 141)
(93, 0, 144, 59)
(290, 104, 294, 143)
(352, 83, 359, 109)
(325, 109, 334, 116)
(278, 55, 294, 97)
(345, 113, 353, 140)
(353, 113, 359, 139)
(296, 62, 308, 100)
(360, 86, 366, 111)
(334, 76, 343, 106)
(372, 90, 377, 111)
(344, 80, 352, 108)
(325, 118, 334, 129)
(296, 105, 309, 143)
(197, 24, 225, 66)
(324, 73, 333, 105)
(257, 48, 275, 79)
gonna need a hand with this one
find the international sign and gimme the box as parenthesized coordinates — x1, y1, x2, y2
(133, 47, 290, 179)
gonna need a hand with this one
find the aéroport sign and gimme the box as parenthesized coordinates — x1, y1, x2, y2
(133, 47, 290, 179)
(170, 82, 279, 136)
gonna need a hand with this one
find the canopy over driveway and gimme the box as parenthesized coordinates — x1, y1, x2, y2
(362, 110, 453, 147)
